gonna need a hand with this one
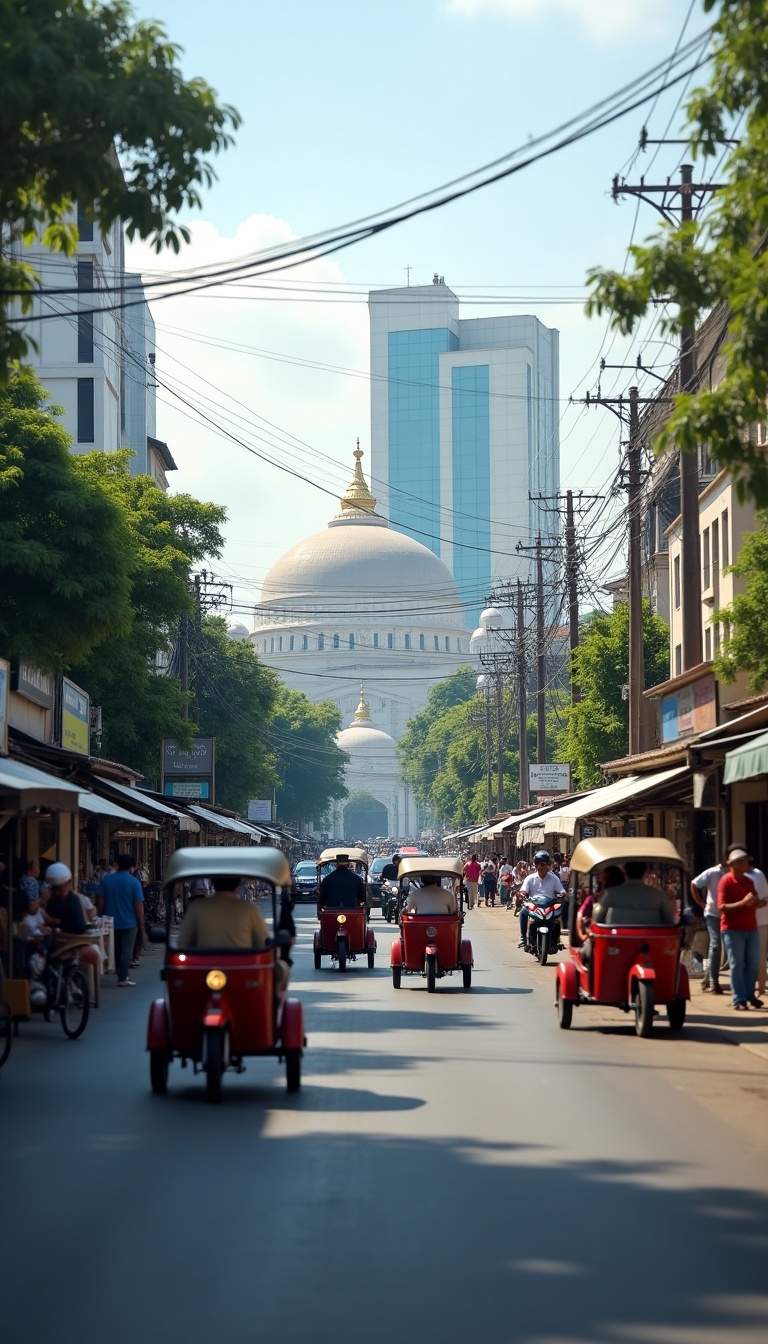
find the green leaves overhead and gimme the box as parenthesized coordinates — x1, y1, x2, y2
(714, 511, 768, 690)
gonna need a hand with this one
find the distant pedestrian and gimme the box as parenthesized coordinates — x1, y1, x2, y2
(97, 854, 145, 987)
(717, 846, 767, 1010)
(691, 860, 729, 993)
(482, 859, 498, 907)
(463, 854, 481, 910)
(748, 859, 768, 1001)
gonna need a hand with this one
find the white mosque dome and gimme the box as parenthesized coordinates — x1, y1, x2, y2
(478, 605, 511, 629)
(226, 619, 250, 641)
(337, 689, 397, 756)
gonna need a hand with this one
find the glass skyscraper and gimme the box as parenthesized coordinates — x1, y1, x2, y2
(369, 282, 560, 626)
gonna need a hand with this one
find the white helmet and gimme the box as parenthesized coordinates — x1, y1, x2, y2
(46, 862, 72, 885)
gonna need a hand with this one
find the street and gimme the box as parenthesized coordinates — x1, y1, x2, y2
(3, 906, 768, 1344)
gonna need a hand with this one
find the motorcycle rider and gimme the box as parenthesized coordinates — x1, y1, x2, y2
(518, 851, 565, 949)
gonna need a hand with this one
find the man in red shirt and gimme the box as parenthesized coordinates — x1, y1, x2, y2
(717, 845, 766, 1010)
(463, 854, 481, 910)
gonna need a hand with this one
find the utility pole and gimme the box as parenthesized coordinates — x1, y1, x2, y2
(536, 534, 546, 767)
(517, 580, 529, 809)
(495, 670, 505, 814)
(611, 161, 724, 671)
(484, 682, 492, 817)
(564, 491, 581, 704)
(627, 386, 643, 755)
(179, 614, 189, 721)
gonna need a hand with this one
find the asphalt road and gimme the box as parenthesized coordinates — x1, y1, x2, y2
(3, 904, 768, 1344)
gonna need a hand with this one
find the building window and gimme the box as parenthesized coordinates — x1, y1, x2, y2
(262, 641, 266, 653)
(457, 639, 462, 654)
(373, 633, 379, 649)
(434, 635, 439, 651)
(673, 554, 681, 609)
(404, 634, 411, 651)
(333, 633, 339, 649)
(349, 634, 355, 649)
(702, 527, 711, 589)
(318, 634, 325, 651)
(270, 638, 275, 653)
(278, 636, 283, 652)
(705, 625, 712, 661)
(77, 315, 94, 364)
(722, 510, 730, 567)
(77, 259, 94, 292)
(387, 633, 394, 649)
(289, 635, 294, 651)
(674, 644, 682, 677)
(302, 635, 308, 651)
(76, 202, 94, 242)
(445, 636, 450, 652)
(419, 633, 425, 651)
(714, 622, 721, 655)
(76, 378, 94, 443)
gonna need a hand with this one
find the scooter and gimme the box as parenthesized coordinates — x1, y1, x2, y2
(522, 894, 565, 965)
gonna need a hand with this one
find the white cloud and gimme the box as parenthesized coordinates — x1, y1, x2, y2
(443, 0, 674, 41)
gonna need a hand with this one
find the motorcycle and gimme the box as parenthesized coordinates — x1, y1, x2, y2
(381, 879, 402, 923)
(522, 893, 566, 965)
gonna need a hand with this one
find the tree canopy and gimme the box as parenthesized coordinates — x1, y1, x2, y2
(715, 511, 768, 690)
(552, 601, 669, 788)
(0, 0, 239, 375)
(268, 687, 348, 826)
(0, 367, 134, 669)
(586, 0, 768, 505)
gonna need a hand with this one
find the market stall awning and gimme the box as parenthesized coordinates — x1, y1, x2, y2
(78, 791, 159, 832)
(723, 729, 768, 784)
(97, 779, 200, 832)
(517, 766, 689, 845)
(0, 757, 81, 811)
(188, 804, 257, 840)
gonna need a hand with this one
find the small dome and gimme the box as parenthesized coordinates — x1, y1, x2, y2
(479, 605, 512, 629)
(226, 619, 250, 641)
(337, 723, 397, 755)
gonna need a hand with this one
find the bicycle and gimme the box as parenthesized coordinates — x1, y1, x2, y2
(37, 950, 90, 1039)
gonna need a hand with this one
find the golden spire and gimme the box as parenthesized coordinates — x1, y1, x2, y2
(354, 681, 371, 722)
(340, 440, 377, 514)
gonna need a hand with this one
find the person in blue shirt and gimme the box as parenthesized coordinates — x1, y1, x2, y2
(97, 854, 145, 987)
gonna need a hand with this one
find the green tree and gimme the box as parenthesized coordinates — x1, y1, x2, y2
(553, 601, 669, 788)
(1, 0, 239, 375)
(715, 512, 768, 689)
(398, 668, 480, 806)
(269, 688, 347, 825)
(193, 618, 278, 812)
(0, 367, 134, 669)
(70, 451, 226, 777)
(586, 1, 768, 505)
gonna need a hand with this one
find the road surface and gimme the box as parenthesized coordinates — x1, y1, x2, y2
(2, 904, 768, 1344)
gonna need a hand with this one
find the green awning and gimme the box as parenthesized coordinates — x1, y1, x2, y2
(724, 729, 768, 784)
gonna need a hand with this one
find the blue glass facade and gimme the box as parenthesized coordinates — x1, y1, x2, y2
(387, 328, 458, 555)
(451, 365, 491, 627)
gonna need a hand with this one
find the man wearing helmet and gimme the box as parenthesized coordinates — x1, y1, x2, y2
(45, 862, 103, 988)
(518, 851, 565, 948)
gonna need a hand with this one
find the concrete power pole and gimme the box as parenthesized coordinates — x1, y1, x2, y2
(517, 580, 530, 809)
(536, 534, 546, 768)
(678, 163, 703, 670)
(565, 490, 581, 705)
(627, 386, 643, 755)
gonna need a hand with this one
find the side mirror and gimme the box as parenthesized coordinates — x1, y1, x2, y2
(148, 926, 167, 944)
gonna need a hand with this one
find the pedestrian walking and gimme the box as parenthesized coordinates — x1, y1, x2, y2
(717, 846, 767, 1010)
(691, 859, 729, 993)
(747, 858, 768, 1000)
(97, 854, 145, 987)
(481, 858, 498, 907)
(463, 854, 481, 910)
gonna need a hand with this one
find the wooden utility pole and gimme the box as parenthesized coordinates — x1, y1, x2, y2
(536, 534, 546, 767)
(627, 386, 643, 755)
(517, 580, 530, 809)
(678, 164, 703, 670)
(565, 490, 581, 705)
(495, 669, 505, 814)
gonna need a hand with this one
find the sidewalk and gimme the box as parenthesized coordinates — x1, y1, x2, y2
(471, 899, 768, 1065)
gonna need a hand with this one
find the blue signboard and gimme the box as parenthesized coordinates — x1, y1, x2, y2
(661, 693, 679, 744)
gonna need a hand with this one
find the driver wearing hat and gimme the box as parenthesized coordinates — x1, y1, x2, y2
(319, 853, 366, 910)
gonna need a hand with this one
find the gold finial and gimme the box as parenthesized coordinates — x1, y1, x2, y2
(341, 442, 377, 514)
(354, 682, 371, 722)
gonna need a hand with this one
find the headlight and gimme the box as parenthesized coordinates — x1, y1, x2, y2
(206, 969, 227, 990)
(336, 913, 347, 925)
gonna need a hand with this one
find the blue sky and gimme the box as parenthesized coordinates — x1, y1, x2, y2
(126, 0, 711, 617)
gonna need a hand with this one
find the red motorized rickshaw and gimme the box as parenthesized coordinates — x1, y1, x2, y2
(313, 847, 376, 972)
(554, 838, 690, 1038)
(145, 847, 305, 1102)
(390, 857, 473, 992)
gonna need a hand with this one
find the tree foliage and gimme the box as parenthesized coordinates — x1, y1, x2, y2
(269, 687, 347, 826)
(0, 367, 134, 669)
(714, 511, 768, 689)
(587, 1, 768, 504)
(0, 0, 239, 375)
(553, 601, 670, 788)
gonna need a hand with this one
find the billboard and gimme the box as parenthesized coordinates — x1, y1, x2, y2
(248, 799, 273, 822)
(61, 677, 90, 755)
(661, 673, 717, 743)
(162, 737, 215, 802)
(529, 763, 571, 795)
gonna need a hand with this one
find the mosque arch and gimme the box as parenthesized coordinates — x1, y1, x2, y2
(342, 790, 389, 841)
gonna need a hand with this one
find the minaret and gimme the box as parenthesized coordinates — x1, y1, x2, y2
(340, 441, 377, 516)
(353, 682, 371, 723)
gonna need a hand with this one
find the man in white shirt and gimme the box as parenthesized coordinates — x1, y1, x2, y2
(748, 861, 768, 1000)
(518, 852, 565, 947)
(691, 862, 728, 993)
(404, 876, 457, 917)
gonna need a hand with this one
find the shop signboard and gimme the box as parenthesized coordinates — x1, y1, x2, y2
(13, 660, 55, 709)
(529, 763, 571, 795)
(247, 799, 273, 822)
(162, 737, 215, 802)
(0, 657, 8, 755)
(661, 673, 717, 743)
(61, 678, 90, 755)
